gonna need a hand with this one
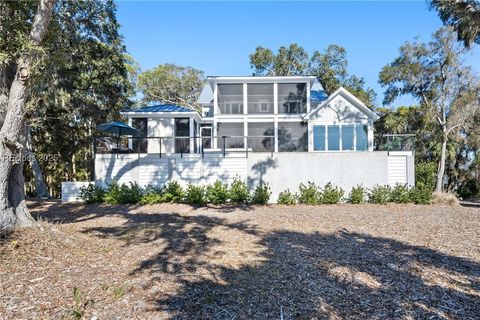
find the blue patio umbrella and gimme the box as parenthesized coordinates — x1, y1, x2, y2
(97, 122, 143, 150)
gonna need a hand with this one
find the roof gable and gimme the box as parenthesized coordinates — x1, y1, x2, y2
(304, 87, 379, 121)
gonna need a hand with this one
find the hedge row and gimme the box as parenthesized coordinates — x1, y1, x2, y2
(80, 180, 432, 206)
(278, 182, 432, 205)
(79, 179, 271, 206)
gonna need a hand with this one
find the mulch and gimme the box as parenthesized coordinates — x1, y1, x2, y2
(1, 201, 479, 319)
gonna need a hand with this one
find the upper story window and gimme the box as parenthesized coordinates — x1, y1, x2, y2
(278, 83, 307, 114)
(247, 83, 274, 114)
(217, 84, 243, 115)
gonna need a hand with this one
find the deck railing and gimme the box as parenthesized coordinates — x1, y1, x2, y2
(93, 135, 275, 158)
(93, 133, 415, 158)
(374, 134, 416, 151)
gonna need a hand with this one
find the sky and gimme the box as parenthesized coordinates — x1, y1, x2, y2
(116, 1, 480, 107)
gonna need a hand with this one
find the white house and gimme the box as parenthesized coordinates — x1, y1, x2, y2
(62, 76, 415, 202)
(120, 76, 378, 155)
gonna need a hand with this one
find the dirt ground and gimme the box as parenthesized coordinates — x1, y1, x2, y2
(1, 201, 479, 320)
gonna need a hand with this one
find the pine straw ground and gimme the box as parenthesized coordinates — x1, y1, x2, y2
(1, 202, 479, 320)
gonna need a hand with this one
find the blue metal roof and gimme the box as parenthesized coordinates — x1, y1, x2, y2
(126, 104, 195, 113)
(311, 90, 328, 102)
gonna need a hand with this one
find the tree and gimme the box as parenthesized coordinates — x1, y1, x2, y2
(379, 27, 480, 192)
(0, 0, 56, 231)
(137, 63, 204, 110)
(430, 0, 480, 48)
(29, 0, 132, 195)
(249, 43, 377, 107)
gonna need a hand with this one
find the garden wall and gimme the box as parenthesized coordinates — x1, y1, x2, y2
(89, 151, 414, 203)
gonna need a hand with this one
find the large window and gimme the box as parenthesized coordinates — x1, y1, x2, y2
(313, 124, 368, 151)
(217, 84, 243, 114)
(356, 125, 368, 151)
(342, 125, 354, 151)
(278, 122, 308, 152)
(217, 122, 244, 149)
(313, 125, 326, 151)
(328, 125, 340, 151)
(174, 118, 190, 153)
(247, 84, 274, 114)
(278, 83, 307, 114)
(247, 122, 274, 152)
(131, 118, 147, 153)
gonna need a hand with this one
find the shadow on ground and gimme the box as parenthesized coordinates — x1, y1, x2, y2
(32, 202, 480, 319)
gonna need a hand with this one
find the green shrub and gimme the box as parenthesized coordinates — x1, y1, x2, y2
(368, 185, 392, 204)
(230, 178, 250, 204)
(416, 162, 436, 191)
(104, 182, 122, 204)
(320, 182, 344, 204)
(390, 184, 411, 203)
(348, 185, 366, 204)
(298, 181, 320, 205)
(277, 189, 297, 205)
(409, 186, 433, 204)
(115, 182, 143, 204)
(79, 184, 104, 204)
(162, 180, 184, 203)
(251, 183, 271, 204)
(140, 185, 164, 205)
(186, 183, 207, 205)
(206, 180, 229, 204)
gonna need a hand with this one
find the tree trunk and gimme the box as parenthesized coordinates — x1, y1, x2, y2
(9, 124, 36, 227)
(26, 126, 50, 198)
(435, 135, 448, 192)
(0, 0, 55, 232)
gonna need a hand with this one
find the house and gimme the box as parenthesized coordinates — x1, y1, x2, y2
(120, 76, 378, 154)
(62, 76, 415, 202)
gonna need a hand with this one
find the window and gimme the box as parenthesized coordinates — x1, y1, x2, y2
(313, 125, 325, 151)
(356, 124, 368, 151)
(131, 118, 148, 153)
(313, 123, 368, 151)
(328, 126, 340, 151)
(342, 125, 354, 151)
(175, 118, 190, 153)
(201, 125, 212, 149)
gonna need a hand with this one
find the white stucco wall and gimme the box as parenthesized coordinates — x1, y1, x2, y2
(90, 151, 415, 203)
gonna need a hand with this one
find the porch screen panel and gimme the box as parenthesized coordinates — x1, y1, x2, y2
(278, 122, 308, 152)
(217, 122, 244, 149)
(328, 125, 340, 151)
(313, 125, 325, 151)
(131, 118, 148, 153)
(278, 83, 307, 114)
(342, 125, 354, 151)
(247, 122, 274, 152)
(217, 84, 243, 115)
(356, 124, 368, 151)
(247, 84, 274, 114)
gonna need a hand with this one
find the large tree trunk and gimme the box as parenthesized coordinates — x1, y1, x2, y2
(435, 135, 448, 192)
(9, 124, 36, 227)
(0, 0, 55, 232)
(26, 126, 50, 198)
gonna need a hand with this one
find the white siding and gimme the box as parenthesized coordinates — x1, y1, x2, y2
(388, 155, 407, 186)
(61, 182, 93, 202)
